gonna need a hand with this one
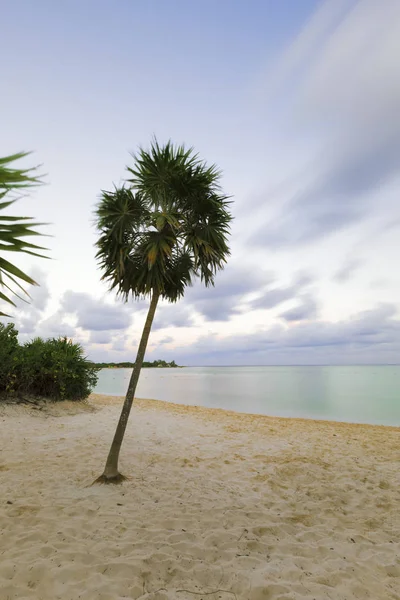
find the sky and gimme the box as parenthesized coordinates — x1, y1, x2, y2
(2, 0, 400, 365)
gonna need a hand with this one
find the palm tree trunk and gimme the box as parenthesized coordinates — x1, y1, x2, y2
(95, 291, 160, 484)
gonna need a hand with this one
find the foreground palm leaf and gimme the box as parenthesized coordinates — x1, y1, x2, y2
(0, 153, 48, 316)
(94, 140, 232, 483)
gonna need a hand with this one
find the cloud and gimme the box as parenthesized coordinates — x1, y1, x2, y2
(90, 331, 112, 344)
(155, 303, 400, 366)
(0, 269, 73, 341)
(152, 305, 194, 331)
(185, 265, 273, 322)
(264, 0, 353, 99)
(334, 257, 364, 283)
(248, 272, 314, 311)
(251, 286, 294, 310)
(27, 268, 51, 312)
(36, 312, 76, 339)
(1, 280, 137, 347)
(61, 291, 132, 331)
(4, 267, 51, 323)
(256, 0, 400, 246)
(191, 296, 237, 322)
(279, 294, 318, 322)
(111, 333, 131, 352)
(159, 336, 173, 344)
(18, 317, 38, 334)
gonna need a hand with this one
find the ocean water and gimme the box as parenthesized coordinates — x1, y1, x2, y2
(94, 365, 400, 426)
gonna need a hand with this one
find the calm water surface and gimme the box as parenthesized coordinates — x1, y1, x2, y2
(95, 366, 400, 426)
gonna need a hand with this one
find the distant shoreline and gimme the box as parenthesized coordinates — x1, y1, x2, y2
(97, 365, 183, 369)
(93, 360, 181, 369)
(97, 364, 399, 368)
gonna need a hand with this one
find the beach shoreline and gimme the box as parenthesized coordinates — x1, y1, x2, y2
(1, 393, 399, 599)
(91, 392, 400, 431)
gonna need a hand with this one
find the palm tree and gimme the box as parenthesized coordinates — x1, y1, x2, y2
(0, 152, 47, 316)
(94, 140, 232, 483)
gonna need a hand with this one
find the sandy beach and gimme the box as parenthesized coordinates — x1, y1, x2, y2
(0, 394, 399, 600)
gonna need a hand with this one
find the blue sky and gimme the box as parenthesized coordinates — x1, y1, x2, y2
(2, 0, 400, 365)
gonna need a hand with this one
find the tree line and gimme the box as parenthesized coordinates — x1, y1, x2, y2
(94, 359, 179, 369)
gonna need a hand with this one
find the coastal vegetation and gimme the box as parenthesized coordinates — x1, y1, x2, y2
(94, 139, 232, 483)
(0, 323, 98, 401)
(94, 359, 179, 369)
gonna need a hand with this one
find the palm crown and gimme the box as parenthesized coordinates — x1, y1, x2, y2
(95, 140, 232, 301)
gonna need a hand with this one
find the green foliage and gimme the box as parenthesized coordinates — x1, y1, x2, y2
(0, 323, 98, 401)
(95, 139, 232, 303)
(0, 152, 48, 316)
(0, 322, 20, 393)
(0, 152, 41, 189)
(94, 359, 179, 369)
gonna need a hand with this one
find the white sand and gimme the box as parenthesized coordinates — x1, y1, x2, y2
(0, 394, 399, 600)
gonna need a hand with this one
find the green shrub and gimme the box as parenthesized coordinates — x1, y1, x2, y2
(0, 322, 19, 394)
(0, 325, 99, 401)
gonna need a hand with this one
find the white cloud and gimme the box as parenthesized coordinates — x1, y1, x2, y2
(254, 0, 400, 247)
(61, 291, 132, 331)
(152, 303, 400, 366)
(90, 331, 112, 344)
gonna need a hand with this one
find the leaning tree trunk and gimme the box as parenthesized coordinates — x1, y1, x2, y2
(94, 291, 160, 484)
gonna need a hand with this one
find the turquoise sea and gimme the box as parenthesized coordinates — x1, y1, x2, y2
(94, 365, 400, 426)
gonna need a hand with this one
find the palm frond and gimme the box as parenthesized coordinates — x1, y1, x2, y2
(0, 152, 43, 191)
(163, 251, 196, 301)
(95, 187, 150, 286)
(0, 152, 48, 314)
